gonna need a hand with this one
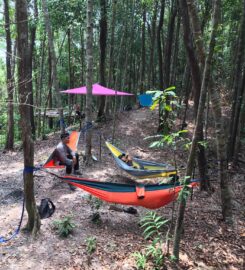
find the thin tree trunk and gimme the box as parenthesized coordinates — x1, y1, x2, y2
(209, 84, 233, 224)
(148, 0, 158, 88)
(29, 0, 38, 138)
(163, 0, 177, 89)
(97, 0, 107, 120)
(41, 0, 64, 133)
(179, 0, 209, 190)
(173, 0, 221, 260)
(4, 0, 14, 150)
(16, 0, 40, 235)
(227, 0, 245, 161)
(233, 65, 245, 162)
(106, 0, 116, 114)
(139, 2, 146, 94)
(37, 35, 46, 138)
(85, 0, 93, 164)
(157, 0, 165, 90)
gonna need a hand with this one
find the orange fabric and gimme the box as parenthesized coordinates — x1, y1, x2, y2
(66, 181, 198, 209)
(136, 186, 145, 199)
(43, 131, 80, 169)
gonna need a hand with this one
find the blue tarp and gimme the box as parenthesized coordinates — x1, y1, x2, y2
(138, 94, 153, 107)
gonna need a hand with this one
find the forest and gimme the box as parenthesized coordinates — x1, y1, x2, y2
(0, 0, 244, 269)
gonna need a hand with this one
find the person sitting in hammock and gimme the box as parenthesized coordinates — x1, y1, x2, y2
(118, 153, 133, 166)
(54, 132, 82, 176)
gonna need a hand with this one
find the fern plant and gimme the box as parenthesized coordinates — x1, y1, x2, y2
(87, 195, 103, 224)
(145, 238, 165, 269)
(132, 251, 147, 270)
(53, 216, 76, 237)
(85, 236, 97, 254)
(140, 211, 168, 240)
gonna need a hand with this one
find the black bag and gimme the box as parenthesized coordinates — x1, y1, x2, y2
(38, 198, 56, 219)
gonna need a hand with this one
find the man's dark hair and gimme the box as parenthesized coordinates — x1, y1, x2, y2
(60, 132, 70, 140)
(118, 153, 126, 159)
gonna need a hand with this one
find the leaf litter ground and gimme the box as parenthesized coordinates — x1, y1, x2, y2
(0, 107, 244, 270)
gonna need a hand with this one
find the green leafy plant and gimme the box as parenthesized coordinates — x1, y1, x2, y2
(145, 130, 190, 151)
(133, 251, 147, 270)
(53, 216, 76, 237)
(87, 195, 103, 211)
(145, 238, 165, 269)
(85, 236, 97, 254)
(87, 195, 103, 224)
(147, 87, 181, 134)
(178, 176, 191, 202)
(140, 212, 168, 240)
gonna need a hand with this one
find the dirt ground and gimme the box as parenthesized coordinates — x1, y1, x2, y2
(0, 107, 244, 270)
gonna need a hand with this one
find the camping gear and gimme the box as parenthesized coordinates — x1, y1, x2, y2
(61, 83, 134, 96)
(43, 131, 80, 169)
(58, 175, 199, 209)
(106, 141, 177, 179)
(138, 94, 153, 107)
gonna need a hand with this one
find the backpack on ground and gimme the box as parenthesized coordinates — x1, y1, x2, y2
(38, 198, 56, 219)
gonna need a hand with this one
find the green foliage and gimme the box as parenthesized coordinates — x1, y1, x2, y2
(53, 216, 76, 237)
(145, 238, 165, 269)
(140, 212, 168, 240)
(87, 195, 103, 224)
(87, 194, 103, 211)
(133, 251, 147, 270)
(145, 130, 190, 151)
(133, 212, 168, 269)
(197, 140, 208, 148)
(85, 236, 97, 254)
(178, 176, 191, 203)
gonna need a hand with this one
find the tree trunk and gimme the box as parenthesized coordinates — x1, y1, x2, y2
(234, 68, 245, 160)
(85, 0, 94, 164)
(41, 0, 64, 133)
(187, 0, 206, 67)
(148, 0, 158, 88)
(173, 0, 221, 260)
(97, 0, 107, 120)
(37, 35, 46, 138)
(209, 85, 233, 224)
(67, 28, 74, 124)
(179, 0, 209, 190)
(29, 0, 38, 138)
(4, 0, 14, 150)
(157, 0, 165, 90)
(163, 0, 177, 89)
(106, 0, 116, 113)
(139, 2, 146, 94)
(227, 0, 245, 161)
(16, 0, 40, 235)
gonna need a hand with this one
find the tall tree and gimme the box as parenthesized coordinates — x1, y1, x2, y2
(139, 2, 146, 94)
(179, 0, 209, 190)
(227, 0, 245, 162)
(173, 0, 223, 260)
(85, 0, 94, 163)
(29, 0, 38, 138)
(97, 0, 107, 120)
(4, 0, 14, 150)
(16, 0, 40, 234)
(157, 0, 165, 90)
(148, 0, 158, 88)
(41, 0, 65, 133)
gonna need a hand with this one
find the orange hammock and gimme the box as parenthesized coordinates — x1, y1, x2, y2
(59, 175, 199, 209)
(43, 131, 80, 169)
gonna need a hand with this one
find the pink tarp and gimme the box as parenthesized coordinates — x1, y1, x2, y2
(60, 83, 134, 96)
